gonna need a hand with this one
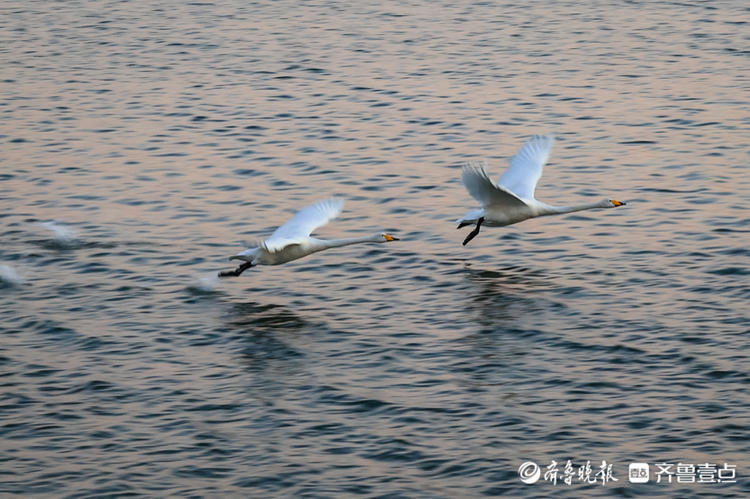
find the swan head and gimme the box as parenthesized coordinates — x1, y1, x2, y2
(380, 233, 400, 242)
(607, 199, 627, 208)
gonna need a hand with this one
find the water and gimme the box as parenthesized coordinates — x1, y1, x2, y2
(2, 0, 749, 496)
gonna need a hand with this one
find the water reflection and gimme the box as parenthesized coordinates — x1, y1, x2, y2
(462, 264, 550, 327)
(447, 265, 556, 392)
(228, 301, 309, 332)
(3, 0, 749, 495)
(223, 301, 311, 372)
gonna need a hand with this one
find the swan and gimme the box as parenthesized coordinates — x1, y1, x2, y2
(219, 198, 399, 277)
(457, 134, 626, 245)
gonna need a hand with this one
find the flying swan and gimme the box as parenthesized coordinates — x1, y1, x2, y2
(219, 198, 399, 277)
(457, 134, 626, 246)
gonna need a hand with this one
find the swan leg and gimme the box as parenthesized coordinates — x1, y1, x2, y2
(218, 261, 254, 278)
(462, 217, 484, 246)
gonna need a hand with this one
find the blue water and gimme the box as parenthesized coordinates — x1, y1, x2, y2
(1, 0, 749, 497)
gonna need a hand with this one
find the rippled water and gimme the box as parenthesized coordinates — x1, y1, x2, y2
(2, 0, 749, 496)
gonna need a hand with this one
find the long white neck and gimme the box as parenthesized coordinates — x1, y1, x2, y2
(318, 234, 384, 249)
(539, 199, 611, 216)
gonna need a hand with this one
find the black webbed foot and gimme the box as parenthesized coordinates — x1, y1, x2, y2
(462, 217, 484, 246)
(218, 261, 254, 278)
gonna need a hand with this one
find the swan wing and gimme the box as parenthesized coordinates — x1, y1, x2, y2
(498, 134, 554, 200)
(462, 162, 527, 209)
(264, 198, 343, 251)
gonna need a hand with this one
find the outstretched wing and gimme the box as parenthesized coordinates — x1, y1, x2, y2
(498, 134, 554, 200)
(264, 198, 343, 252)
(462, 162, 527, 209)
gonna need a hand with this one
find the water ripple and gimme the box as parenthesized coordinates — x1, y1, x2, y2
(1, 0, 749, 497)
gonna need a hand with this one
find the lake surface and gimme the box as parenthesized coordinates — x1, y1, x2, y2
(1, 0, 748, 496)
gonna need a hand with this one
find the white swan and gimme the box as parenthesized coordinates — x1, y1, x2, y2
(219, 198, 399, 277)
(457, 134, 626, 245)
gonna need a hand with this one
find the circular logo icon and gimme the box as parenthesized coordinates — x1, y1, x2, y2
(519, 461, 541, 484)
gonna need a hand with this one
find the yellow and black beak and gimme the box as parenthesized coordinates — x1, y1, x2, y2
(384, 234, 400, 242)
(610, 199, 626, 207)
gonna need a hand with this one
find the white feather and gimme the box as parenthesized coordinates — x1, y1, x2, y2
(220, 198, 399, 276)
(456, 134, 627, 244)
(263, 198, 343, 252)
(498, 134, 555, 200)
(461, 161, 527, 209)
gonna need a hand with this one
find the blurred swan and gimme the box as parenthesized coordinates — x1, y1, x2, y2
(39, 221, 77, 242)
(219, 199, 399, 277)
(457, 134, 626, 245)
(0, 264, 25, 287)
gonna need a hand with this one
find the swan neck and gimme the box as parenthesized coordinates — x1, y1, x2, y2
(543, 200, 606, 215)
(320, 234, 381, 248)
